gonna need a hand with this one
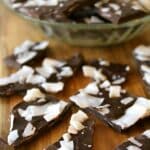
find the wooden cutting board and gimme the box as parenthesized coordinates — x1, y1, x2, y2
(0, 3, 150, 150)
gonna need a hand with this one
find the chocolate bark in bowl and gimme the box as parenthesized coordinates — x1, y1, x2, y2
(3, 0, 150, 46)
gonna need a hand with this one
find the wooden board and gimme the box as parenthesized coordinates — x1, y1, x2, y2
(0, 3, 150, 150)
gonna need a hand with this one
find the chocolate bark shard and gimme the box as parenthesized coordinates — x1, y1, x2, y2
(95, 0, 145, 23)
(45, 110, 94, 150)
(116, 130, 150, 150)
(70, 81, 150, 132)
(7, 90, 71, 147)
(4, 40, 49, 69)
(82, 59, 130, 84)
(0, 54, 84, 96)
(133, 45, 150, 95)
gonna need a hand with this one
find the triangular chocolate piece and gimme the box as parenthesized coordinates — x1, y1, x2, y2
(7, 89, 71, 147)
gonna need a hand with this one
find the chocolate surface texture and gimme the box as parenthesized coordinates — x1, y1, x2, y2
(45, 110, 94, 150)
(7, 88, 71, 147)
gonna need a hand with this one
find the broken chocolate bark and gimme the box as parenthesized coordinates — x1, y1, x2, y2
(45, 110, 94, 150)
(95, 0, 145, 23)
(82, 59, 130, 85)
(70, 81, 150, 132)
(7, 88, 71, 147)
(116, 130, 150, 150)
(9, 0, 147, 24)
(0, 54, 84, 96)
(4, 40, 49, 69)
(134, 45, 150, 94)
(10, 0, 100, 21)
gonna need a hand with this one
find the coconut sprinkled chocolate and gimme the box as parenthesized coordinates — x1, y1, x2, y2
(70, 81, 150, 132)
(7, 89, 71, 147)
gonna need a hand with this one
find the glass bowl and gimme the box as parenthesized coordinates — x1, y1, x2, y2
(3, 0, 150, 47)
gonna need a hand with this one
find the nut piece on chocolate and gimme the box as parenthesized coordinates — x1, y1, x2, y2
(0, 54, 84, 96)
(7, 88, 71, 147)
(4, 40, 49, 69)
(45, 110, 94, 150)
(116, 130, 150, 150)
(70, 81, 150, 132)
(82, 59, 130, 85)
(133, 45, 150, 94)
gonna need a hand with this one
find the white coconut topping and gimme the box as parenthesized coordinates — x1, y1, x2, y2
(109, 86, 121, 98)
(143, 73, 150, 85)
(141, 65, 150, 74)
(143, 130, 150, 138)
(99, 60, 110, 66)
(70, 91, 104, 108)
(58, 140, 74, 150)
(44, 101, 67, 122)
(128, 137, 142, 147)
(32, 41, 49, 50)
(58, 67, 73, 77)
(23, 88, 45, 102)
(14, 40, 34, 55)
(82, 66, 107, 81)
(23, 0, 60, 7)
(121, 97, 134, 105)
(112, 97, 150, 130)
(68, 110, 88, 135)
(126, 145, 141, 150)
(8, 130, 19, 145)
(10, 114, 15, 131)
(22, 123, 36, 137)
(43, 58, 66, 68)
(26, 74, 46, 84)
(62, 133, 71, 142)
(41, 82, 64, 93)
(97, 104, 111, 115)
(36, 65, 57, 78)
(112, 77, 126, 85)
(18, 101, 67, 122)
(0, 66, 34, 86)
(16, 51, 37, 64)
(100, 80, 111, 89)
(83, 82, 99, 95)
(134, 45, 150, 61)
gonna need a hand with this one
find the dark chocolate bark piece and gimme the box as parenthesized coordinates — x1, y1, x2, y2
(70, 81, 150, 132)
(45, 110, 94, 150)
(0, 54, 84, 96)
(82, 59, 130, 85)
(7, 89, 71, 147)
(4, 40, 49, 69)
(70, 6, 106, 23)
(116, 130, 150, 150)
(10, 0, 100, 21)
(133, 45, 150, 95)
(95, 0, 145, 23)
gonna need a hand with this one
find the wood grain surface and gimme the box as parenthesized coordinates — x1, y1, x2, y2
(0, 3, 150, 150)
